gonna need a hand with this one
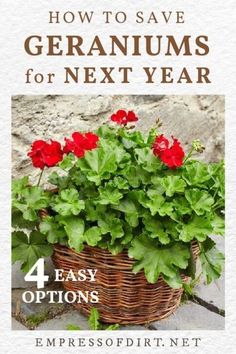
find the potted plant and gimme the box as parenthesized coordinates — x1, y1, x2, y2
(12, 110, 225, 324)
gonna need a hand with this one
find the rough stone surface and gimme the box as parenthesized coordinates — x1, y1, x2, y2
(31, 310, 146, 331)
(151, 302, 224, 330)
(12, 282, 70, 329)
(119, 325, 147, 330)
(12, 95, 224, 181)
(37, 309, 90, 330)
(12, 257, 55, 289)
(12, 318, 28, 331)
(195, 274, 225, 310)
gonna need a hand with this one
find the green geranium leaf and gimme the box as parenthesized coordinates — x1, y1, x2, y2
(146, 189, 173, 216)
(128, 235, 190, 287)
(12, 176, 29, 197)
(108, 176, 129, 190)
(142, 215, 170, 244)
(185, 189, 214, 216)
(84, 227, 102, 247)
(22, 187, 49, 209)
(13, 186, 49, 221)
(70, 169, 88, 187)
(146, 128, 158, 145)
(59, 217, 84, 252)
(211, 214, 225, 236)
(113, 199, 139, 227)
(98, 215, 124, 243)
(201, 237, 215, 251)
(121, 224, 134, 245)
(107, 241, 124, 255)
(178, 215, 213, 242)
(51, 188, 85, 216)
(208, 162, 225, 200)
(160, 176, 186, 197)
(137, 189, 162, 214)
(76, 143, 117, 185)
(135, 147, 162, 172)
(85, 202, 106, 222)
(39, 216, 66, 244)
(200, 239, 224, 284)
(59, 153, 75, 170)
(183, 161, 211, 187)
(120, 130, 145, 149)
(79, 183, 97, 199)
(120, 166, 141, 188)
(150, 176, 166, 195)
(162, 273, 184, 289)
(66, 308, 119, 330)
(96, 125, 116, 140)
(163, 219, 179, 239)
(89, 308, 100, 330)
(48, 171, 69, 189)
(208, 161, 224, 177)
(173, 197, 192, 216)
(105, 324, 120, 330)
(97, 186, 122, 205)
(185, 245, 197, 279)
(111, 144, 131, 167)
(12, 209, 37, 229)
(157, 202, 174, 217)
(12, 231, 53, 272)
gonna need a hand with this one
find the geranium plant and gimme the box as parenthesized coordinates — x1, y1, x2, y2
(12, 110, 225, 289)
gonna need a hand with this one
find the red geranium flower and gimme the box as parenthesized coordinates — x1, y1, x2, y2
(63, 132, 99, 158)
(27, 140, 63, 169)
(111, 110, 138, 125)
(152, 135, 169, 156)
(153, 135, 185, 169)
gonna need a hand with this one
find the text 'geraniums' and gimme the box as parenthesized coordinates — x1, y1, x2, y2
(152, 135, 185, 169)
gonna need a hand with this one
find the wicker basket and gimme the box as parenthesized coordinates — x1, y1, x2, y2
(52, 241, 199, 324)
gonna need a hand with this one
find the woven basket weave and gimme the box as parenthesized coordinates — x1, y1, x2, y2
(52, 241, 199, 324)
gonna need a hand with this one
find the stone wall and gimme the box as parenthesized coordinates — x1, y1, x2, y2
(12, 95, 224, 182)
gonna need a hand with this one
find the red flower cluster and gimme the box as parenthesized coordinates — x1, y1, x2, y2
(63, 132, 99, 158)
(111, 110, 138, 125)
(27, 111, 184, 173)
(153, 135, 185, 169)
(28, 132, 99, 169)
(27, 140, 63, 170)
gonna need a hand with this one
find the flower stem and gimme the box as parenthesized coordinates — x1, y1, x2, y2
(184, 147, 194, 164)
(37, 169, 44, 187)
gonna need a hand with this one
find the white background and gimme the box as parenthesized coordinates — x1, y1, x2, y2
(0, 0, 236, 353)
